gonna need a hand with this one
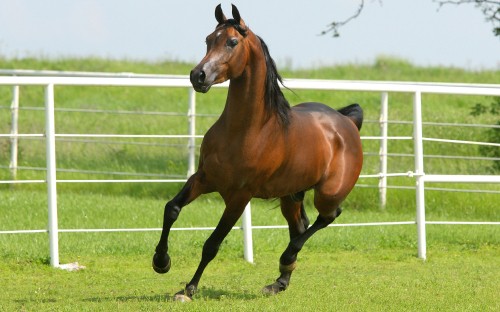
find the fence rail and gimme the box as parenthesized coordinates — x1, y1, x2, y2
(1, 71, 499, 268)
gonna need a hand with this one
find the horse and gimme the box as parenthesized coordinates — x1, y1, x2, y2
(152, 4, 363, 301)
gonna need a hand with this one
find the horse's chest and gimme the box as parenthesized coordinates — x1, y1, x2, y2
(203, 149, 259, 179)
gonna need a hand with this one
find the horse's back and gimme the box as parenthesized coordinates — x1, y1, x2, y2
(292, 102, 336, 114)
(292, 102, 363, 132)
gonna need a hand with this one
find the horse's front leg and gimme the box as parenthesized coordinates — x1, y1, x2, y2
(152, 173, 206, 274)
(174, 192, 251, 301)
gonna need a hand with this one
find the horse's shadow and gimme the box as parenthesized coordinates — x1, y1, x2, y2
(83, 287, 259, 303)
(167, 287, 260, 301)
(83, 294, 164, 303)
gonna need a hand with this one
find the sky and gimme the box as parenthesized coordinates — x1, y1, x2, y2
(0, 0, 499, 71)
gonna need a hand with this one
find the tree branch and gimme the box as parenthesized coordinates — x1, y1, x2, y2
(321, 0, 500, 38)
(434, 0, 500, 36)
(321, 0, 365, 37)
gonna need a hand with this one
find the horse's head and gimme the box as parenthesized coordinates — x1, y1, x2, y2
(190, 4, 250, 93)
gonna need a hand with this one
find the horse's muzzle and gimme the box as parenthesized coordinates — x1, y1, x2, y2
(190, 68, 210, 93)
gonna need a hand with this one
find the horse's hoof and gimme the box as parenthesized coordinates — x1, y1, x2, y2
(152, 252, 171, 274)
(173, 293, 192, 302)
(173, 287, 195, 302)
(262, 281, 287, 296)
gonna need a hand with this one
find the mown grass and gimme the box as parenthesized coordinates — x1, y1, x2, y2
(1, 56, 499, 310)
(1, 249, 498, 311)
(1, 190, 499, 311)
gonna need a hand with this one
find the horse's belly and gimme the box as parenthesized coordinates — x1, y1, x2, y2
(252, 159, 327, 199)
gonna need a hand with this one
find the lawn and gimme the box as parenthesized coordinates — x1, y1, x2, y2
(0, 189, 498, 311)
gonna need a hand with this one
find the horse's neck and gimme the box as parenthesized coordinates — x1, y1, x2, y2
(222, 52, 273, 134)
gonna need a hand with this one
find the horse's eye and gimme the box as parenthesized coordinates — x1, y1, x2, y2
(227, 38, 238, 48)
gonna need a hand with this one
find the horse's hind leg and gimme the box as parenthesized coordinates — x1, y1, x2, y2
(291, 191, 310, 230)
(152, 173, 207, 274)
(263, 196, 342, 295)
(262, 193, 311, 295)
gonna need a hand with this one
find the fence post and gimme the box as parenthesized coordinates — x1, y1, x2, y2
(413, 91, 426, 260)
(187, 88, 196, 177)
(379, 92, 389, 209)
(45, 83, 60, 267)
(241, 202, 254, 263)
(10, 85, 20, 182)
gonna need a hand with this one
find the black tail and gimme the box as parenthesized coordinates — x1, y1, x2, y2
(338, 103, 363, 130)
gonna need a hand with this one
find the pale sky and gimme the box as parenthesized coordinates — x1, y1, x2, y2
(0, 0, 499, 70)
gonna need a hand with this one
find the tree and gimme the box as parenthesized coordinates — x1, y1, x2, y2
(322, 0, 500, 37)
(470, 97, 500, 173)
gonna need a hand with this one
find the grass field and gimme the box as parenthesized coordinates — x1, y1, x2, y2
(0, 56, 499, 311)
(1, 190, 499, 311)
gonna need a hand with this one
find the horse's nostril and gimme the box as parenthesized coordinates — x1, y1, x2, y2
(198, 71, 206, 84)
(189, 68, 209, 91)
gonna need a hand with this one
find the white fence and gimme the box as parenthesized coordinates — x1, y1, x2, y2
(1, 70, 499, 268)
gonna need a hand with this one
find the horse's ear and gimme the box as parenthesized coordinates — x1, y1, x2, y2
(215, 4, 227, 25)
(231, 4, 245, 26)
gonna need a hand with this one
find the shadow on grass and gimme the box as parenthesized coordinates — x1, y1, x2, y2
(168, 286, 260, 301)
(83, 294, 166, 303)
(83, 287, 260, 303)
(15, 298, 57, 304)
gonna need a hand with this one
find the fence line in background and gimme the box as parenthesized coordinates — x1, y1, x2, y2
(1, 72, 499, 268)
(9, 85, 19, 181)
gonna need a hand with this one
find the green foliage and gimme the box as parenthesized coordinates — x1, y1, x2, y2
(470, 97, 500, 173)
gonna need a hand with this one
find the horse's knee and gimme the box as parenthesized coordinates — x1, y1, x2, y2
(165, 201, 182, 221)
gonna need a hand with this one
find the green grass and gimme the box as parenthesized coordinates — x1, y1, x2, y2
(1, 249, 498, 311)
(0, 56, 499, 310)
(1, 190, 499, 311)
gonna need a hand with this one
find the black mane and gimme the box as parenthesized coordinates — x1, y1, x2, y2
(221, 20, 291, 126)
(257, 36, 291, 127)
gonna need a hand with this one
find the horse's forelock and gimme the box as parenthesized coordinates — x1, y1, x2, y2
(217, 19, 248, 37)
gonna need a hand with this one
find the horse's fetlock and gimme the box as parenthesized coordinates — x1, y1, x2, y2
(279, 261, 297, 274)
(185, 284, 197, 297)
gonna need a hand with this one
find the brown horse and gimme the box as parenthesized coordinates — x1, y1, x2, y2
(153, 4, 363, 301)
